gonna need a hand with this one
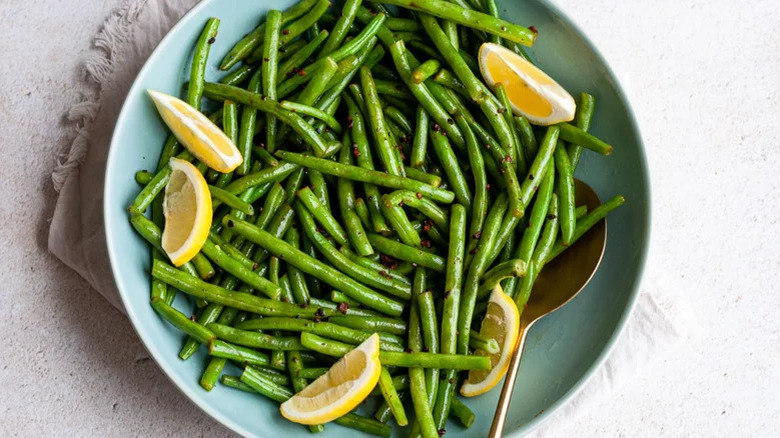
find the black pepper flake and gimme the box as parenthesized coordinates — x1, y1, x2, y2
(443, 290, 451, 299)
(380, 254, 399, 270)
(422, 346, 429, 352)
(252, 263, 259, 270)
(227, 220, 234, 228)
(264, 57, 270, 62)
(486, 183, 491, 190)
(398, 201, 404, 207)
(449, 378, 456, 384)
(282, 29, 290, 35)
(291, 356, 299, 363)
(547, 214, 557, 220)
(501, 26, 507, 31)
(455, 330, 460, 335)
(207, 37, 216, 44)
(281, 297, 289, 303)
(528, 174, 535, 180)
(469, 247, 478, 254)
(473, 231, 482, 239)
(438, 430, 446, 437)
(447, 118, 454, 125)
(484, 143, 491, 150)
(190, 314, 196, 321)
(432, 123, 441, 132)
(299, 304, 308, 309)
(421, 239, 433, 248)
(337, 302, 349, 314)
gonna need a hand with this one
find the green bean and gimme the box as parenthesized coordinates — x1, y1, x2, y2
(388, 40, 465, 149)
(278, 30, 329, 80)
(457, 195, 508, 354)
(344, 94, 392, 234)
(575, 205, 588, 218)
(382, 0, 535, 45)
(202, 83, 334, 157)
(367, 233, 446, 272)
(219, 162, 296, 197)
(468, 329, 500, 354)
(212, 101, 239, 189)
(418, 291, 440, 406)
(208, 185, 254, 215)
(450, 396, 475, 428)
(309, 297, 383, 317)
(307, 168, 330, 209)
(151, 259, 334, 318)
(296, 203, 411, 299)
(411, 59, 441, 84)
(206, 323, 305, 350)
(339, 247, 412, 286)
(380, 195, 422, 248)
(188, 18, 220, 109)
(515, 164, 554, 266)
(329, 316, 407, 336)
(360, 66, 405, 176)
(408, 268, 438, 436)
(282, 227, 312, 306)
(378, 367, 408, 425)
(279, 100, 343, 133)
(520, 126, 560, 207)
(251, 203, 295, 263)
(384, 107, 414, 136)
(276, 150, 455, 203)
(150, 297, 215, 344)
(430, 129, 472, 207)
(225, 215, 405, 316)
(129, 212, 201, 276)
(219, 0, 318, 70)
(301, 333, 489, 369)
(546, 194, 625, 262)
(296, 186, 349, 246)
(403, 166, 441, 187)
(282, 168, 306, 204)
(237, 317, 403, 351)
(432, 68, 468, 99)
(235, 69, 262, 176)
(337, 137, 374, 256)
(554, 141, 576, 244)
(374, 80, 415, 101)
(354, 197, 372, 229)
(568, 92, 596, 169)
(254, 183, 285, 230)
(134, 170, 153, 185)
(295, 367, 328, 380)
(441, 203, 466, 360)
(251, 146, 279, 168)
(190, 252, 216, 281)
(260, 10, 282, 154)
(516, 195, 559, 307)
(370, 374, 410, 397)
(410, 107, 429, 168)
(515, 115, 537, 164)
(219, 65, 254, 87)
(320, 0, 363, 56)
(178, 301, 222, 359)
(330, 290, 363, 307)
(558, 122, 612, 155)
(208, 339, 270, 366)
(477, 258, 527, 298)
(494, 83, 526, 171)
(384, 190, 449, 232)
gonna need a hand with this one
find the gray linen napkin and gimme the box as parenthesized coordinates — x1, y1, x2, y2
(48, 0, 692, 434)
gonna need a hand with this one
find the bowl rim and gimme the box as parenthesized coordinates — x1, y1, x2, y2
(103, 0, 652, 436)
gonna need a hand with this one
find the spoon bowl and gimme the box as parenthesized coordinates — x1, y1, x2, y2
(489, 179, 607, 437)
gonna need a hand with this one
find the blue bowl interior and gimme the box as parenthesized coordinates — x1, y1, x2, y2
(104, 0, 650, 436)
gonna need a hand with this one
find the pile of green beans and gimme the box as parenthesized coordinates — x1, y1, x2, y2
(129, 1, 625, 436)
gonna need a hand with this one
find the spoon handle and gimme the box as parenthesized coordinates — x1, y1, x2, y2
(489, 324, 530, 437)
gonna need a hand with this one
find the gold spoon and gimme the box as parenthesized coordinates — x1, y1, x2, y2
(489, 180, 608, 437)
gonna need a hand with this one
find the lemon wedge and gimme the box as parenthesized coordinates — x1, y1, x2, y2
(460, 285, 520, 397)
(281, 334, 381, 425)
(148, 89, 243, 173)
(161, 157, 212, 266)
(478, 42, 575, 126)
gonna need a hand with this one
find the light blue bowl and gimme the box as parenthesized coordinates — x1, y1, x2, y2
(104, 0, 650, 436)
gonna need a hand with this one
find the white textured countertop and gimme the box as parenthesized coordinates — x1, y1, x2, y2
(1, 0, 778, 435)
